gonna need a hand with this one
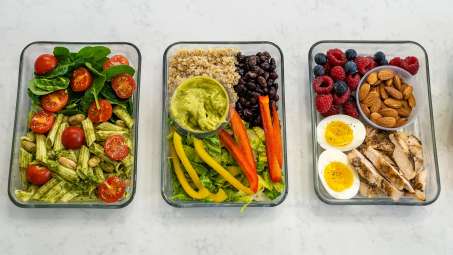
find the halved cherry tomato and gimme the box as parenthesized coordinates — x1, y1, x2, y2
(103, 55, 129, 70)
(34, 54, 58, 75)
(71, 67, 93, 92)
(97, 176, 126, 203)
(27, 164, 51, 186)
(30, 111, 55, 134)
(87, 99, 112, 123)
(62, 127, 85, 149)
(104, 135, 129, 161)
(40, 90, 69, 113)
(112, 74, 136, 99)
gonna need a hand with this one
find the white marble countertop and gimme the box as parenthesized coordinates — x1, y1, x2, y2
(0, 0, 452, 254)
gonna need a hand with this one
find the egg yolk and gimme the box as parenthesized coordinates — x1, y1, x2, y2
(323, 162, 354, 192)
(325, 121, 353, 147)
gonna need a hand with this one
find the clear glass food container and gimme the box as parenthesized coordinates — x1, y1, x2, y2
(161, 41, 288, 207)
(8, 41, 141, 208)
(308, 40, 440, 205)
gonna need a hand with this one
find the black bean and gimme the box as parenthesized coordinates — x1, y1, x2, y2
(235, 101, 243, 111)
(244, 108, 253, 118)
(257, 76, 267, 87)
(247, 71, 257, 79)
(248, 56, 258, 66)
(263, 51, 271, 59)
(263, 87, 268, 94)
(250, 97, 257, 105)
(270, 58, 276, 66)
(252, 91, 261, 98)
(263, 72, 269, 80)
(269, 87, 276, 98)
(272, 83, 279, 90)
(273, 94, 280, 101)
(269, 71, 278, 80)
(257, 67, 265, 75)
(246, 82, 256, 91)
(250, 65, 259, 72)
(261, 62, 270, 71)
(267, 79, 274, 86)
(259, 55, 267, 63)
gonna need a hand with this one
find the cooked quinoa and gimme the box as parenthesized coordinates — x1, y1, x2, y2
(167, 48, 240, 102)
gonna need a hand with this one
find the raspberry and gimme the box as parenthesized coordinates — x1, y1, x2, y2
(327, 48, 347, 66)
(402, 56, 419, 75)
(355, 56, 375, 75)
(323, 62, 331, 73)
(321, 104, 339, 117)
(346, 73, 361, 90)
(330, 66, 346, 81)
(312, 75, 334, 94)
(343, 100, 359, 118)
(333, 87, 351, 105)
(315, 94, 333, 114)
(389, 57, 403, 67)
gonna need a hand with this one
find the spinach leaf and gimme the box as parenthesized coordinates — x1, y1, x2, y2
(85, 62, 104, 77)
(100, 85, 127, 105)
(77, 46, 111, 62)
(80, 76, 106, 112)
(44, 62, 76, 78)
(105, 65, 135, 80)
(28, 77, 69, 95)
(53, 47, 70, 59)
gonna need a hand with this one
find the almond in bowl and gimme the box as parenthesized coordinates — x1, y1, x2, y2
(356, 66, 417, 130)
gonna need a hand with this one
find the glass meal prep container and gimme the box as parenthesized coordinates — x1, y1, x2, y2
(308, 40, 440, 205)
(161, 41, 288, 207)
(8, 41, 141, 208)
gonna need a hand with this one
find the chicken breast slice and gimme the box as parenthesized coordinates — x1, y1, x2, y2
(348, 149, 403, 201)
(407, 135, 424, 173)
(389, 133, 416, 180)
(413, 170, 427, 201)
(363, 147, 415, 193)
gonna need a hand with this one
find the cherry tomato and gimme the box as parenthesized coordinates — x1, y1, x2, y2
(30, 111, 55, 134)
(87, 99, 113, 123)
(27, 164, 51, 186)
(97, 176, 126, 203)
(103, 55, 129, 70)
(61, 126, 85, 149)
(104, 135, 129, 161)
(40, 90, 69, 113)
(71, 67, 93, 92)
(112, 74, 136, 99)
(34, 54, 58, 75)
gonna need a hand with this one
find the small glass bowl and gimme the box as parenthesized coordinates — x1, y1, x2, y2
(356, 65, 419, 131)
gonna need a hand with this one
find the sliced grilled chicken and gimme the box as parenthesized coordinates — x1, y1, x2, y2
(359, 181, 382, 198)
(348, 149, 402, 201)
(363, 147, 415, 193)
(389, 133, 416, 180)
(363, 127, 394, 155)
(413, 170, 427, 201)
(407, 135, 424, 173)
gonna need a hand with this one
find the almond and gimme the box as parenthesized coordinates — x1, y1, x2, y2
(379, 108, 399, 118)
(370, 112, 382, 122)
(396, 118, 408, 127)
(376, 116, 397, 128)
(379, 84, 388, 100)
(378, 69, 395, 80)
(408, 93, 416, 108)
(385, 78, 393, 87)
(397, 106, 412, 117)
(402, 85, 413, 99)
(393, 75, 402, 90)
(384, 98, 402, 109)
(385, 87, 403, 100)
(359, 83, 371, 101)
(363, 91, 379, 107)
(367, 72, 378, 85)
(360, 103, 371, 117)
(370, 98, 382, 113)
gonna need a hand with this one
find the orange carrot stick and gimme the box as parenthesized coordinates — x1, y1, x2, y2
(258, 96, 281, 182)
(272, 103, 283, 168)
(230, 107, 256, 170)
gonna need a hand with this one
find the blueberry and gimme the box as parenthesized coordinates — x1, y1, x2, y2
(313, 65, 325, 76)
(378, 59, 388, 66)
(334, 81, 348, 96)
(345, 49, 357, 60)
(344, 61, 358, 74)
(374, 51, 386, 63)
(314, 53, 327, 65)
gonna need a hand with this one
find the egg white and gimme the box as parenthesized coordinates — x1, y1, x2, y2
(316, 114, 366, 152)
(318, 149, 360, 200)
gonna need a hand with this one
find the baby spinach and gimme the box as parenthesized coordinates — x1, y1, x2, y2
(84, 62, 104, 77)
(80, 76, 106, 112)
(105, 65, 135, 80)
(28, 77, 70, 95)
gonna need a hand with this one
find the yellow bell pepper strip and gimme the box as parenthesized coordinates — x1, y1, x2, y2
(193, 138, 254, 195)
(172, 131, 227, 202)
(169, 144, 210, 200)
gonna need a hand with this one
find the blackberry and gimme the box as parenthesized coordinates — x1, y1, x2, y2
(344, 61, 358, 74)
(313, 65, 325, 76)
(333, 81, 348, 96)
(345, 49, 357, 60)
(314, 53, 327, 65)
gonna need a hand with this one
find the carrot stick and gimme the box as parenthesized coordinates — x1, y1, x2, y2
(219, 130, 258, 192)
(230, 107, 256, 170)
(258, 96, 281, 182)
(272, 103, 283, 168)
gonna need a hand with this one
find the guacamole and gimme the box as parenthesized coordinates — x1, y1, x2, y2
(170, 76, 229, 133)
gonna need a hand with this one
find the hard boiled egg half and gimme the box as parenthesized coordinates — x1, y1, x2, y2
(316, 114, 366, 151)
(318, 149, 360, 199)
